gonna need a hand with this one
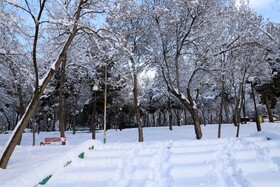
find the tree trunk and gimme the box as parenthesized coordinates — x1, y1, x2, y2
(162, 109, 167, 126)
(190, 108, 203, 139)
(169, 110, 173, 130)
(16, 84, 25, 145)
(59, 59, 66, 138)
(72, 96, 78, 135)
(133, 70, 143, 142)
(53, 109, 56, 131)
(184, 109, 188, 125)
(175, 110, 181, 126)
(251, 83, 261, 131)
(32, 117, 36, 146)
(235, 106, 242, 137)
(152, 112, 155, 127)
(242, 86, 246, 124)
(224, 100, 230, 123)
(236, 82, 244, 137)
(168, 98, 173, 130)
(158, 110, 162, 126)
(218, 79, 225, 138)
(190, 108, 202, 139)
(201, 108, 206, 126)
(145, 112, 149, 127)
(233, 113, 237, 126)
(263, 92, 274, 122)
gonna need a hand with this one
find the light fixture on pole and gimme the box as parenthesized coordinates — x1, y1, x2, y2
(247, 76, 261, 132)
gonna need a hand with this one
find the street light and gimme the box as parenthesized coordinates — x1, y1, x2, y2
(93, 85, 99, 91)
(104, 64, 108, 144)
(247, 76, 261, 132)
(92, 85, 98, 139)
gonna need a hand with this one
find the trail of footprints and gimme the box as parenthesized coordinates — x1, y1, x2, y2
(47, 137, 280, 187)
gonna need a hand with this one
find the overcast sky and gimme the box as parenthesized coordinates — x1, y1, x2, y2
(249, 0, 280, 22)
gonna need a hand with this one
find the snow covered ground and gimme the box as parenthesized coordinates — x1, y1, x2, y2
(1, 122, 280, 187)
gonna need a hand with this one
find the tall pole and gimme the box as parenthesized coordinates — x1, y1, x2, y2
(251, 82, 261, 131)
(92, 85, 98, 139)
(103, 64, 107, 144)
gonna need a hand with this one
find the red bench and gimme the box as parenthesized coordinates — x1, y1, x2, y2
(40, 137, 66, 145)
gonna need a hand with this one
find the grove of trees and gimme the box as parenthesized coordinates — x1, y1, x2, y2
(0, 0, 280, 168)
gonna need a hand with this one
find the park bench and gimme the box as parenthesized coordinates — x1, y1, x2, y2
(40, 137, 66, 145)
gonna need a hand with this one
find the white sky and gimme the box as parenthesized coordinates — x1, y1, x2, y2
(250, 0, 274, 7)
(247, 0, 280, 22)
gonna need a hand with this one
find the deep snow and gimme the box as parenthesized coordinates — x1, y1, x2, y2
(1, 122, 280, 187)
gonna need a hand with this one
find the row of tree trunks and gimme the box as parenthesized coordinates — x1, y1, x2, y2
(144, 109, 186, 128)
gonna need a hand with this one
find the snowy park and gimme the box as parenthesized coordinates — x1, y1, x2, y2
(1, 122, 280, 187)
(1, 0, 280, 186)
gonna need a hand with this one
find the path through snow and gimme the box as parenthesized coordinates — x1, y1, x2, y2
(45, 136, 280, 187)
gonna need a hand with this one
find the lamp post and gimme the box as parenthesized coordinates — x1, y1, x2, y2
(103, 64, 108, 144)
(92, 85, 98, 139)
(248, 76, 261, 132)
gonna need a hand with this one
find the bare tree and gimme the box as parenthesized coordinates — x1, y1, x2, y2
(106, 0, 154, 142)
(0, 0, 89, 169)
(148, 0, 222, 139)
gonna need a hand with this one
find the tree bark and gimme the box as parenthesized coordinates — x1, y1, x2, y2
(224, 100, 230, 123)
(263, 92, 274, 122)
(59, 59, 67, 138)
(184, 109, 188, 125)
(189, 108, 203, 139)
(72, 96, 78, 135)
(162, 109, 167, 126)
(158, 110, 162, 126)
(152, 112, 155, 127)
(168, 98, 173, 130)
(236, 82, 244, 137)
(175, 110, 181, 126)
(133, 68, 143, 142)
(201, 107, 206, 126)
(32, 118, 36, 146)
(218, 79, 225, 138)
(251, 83, 261, 131)
(242, 86, 246, 124)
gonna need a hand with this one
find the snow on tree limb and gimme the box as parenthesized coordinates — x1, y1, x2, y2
(244, 17, 279, 46)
